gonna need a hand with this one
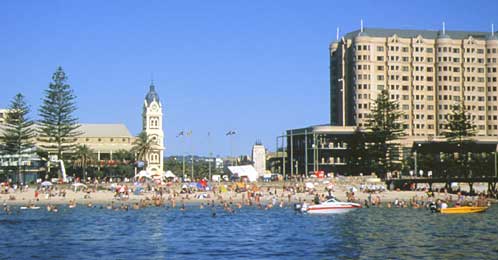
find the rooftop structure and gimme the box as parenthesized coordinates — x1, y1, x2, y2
(0, 109, 9, 124)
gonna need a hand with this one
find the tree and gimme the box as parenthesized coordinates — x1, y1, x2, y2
(442, 102, 476, 178)
(365, 89, 405, 179)
(73, 145, 94, 181)
(1, 94, 35, 184)
(443, 102, 476, 143)
(113, 149, 134, 162)
(164, 157, 184, 176)
(132, 132, 154, 168)
(38, 67, 81, 166)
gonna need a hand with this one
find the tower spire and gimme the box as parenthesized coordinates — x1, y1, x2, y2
(360, 19, 364, 33)
(442, 21, 446, 35)
(336, 27, 340, 41)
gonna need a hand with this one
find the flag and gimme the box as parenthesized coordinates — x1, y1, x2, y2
(226, 130, 236, 136)
(176, 131, 184, 137)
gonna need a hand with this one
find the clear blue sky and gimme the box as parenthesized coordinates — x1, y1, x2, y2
(1, 0, 497, 157)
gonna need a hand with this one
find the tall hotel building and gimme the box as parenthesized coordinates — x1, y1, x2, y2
(330, 27, 498, 141)
(280, 26, 498, 176)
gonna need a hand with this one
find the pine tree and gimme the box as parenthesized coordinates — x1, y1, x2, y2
(38, 67, 81, 162)
(442, 102, 476, 178)
(1, 93, 35, 184)
(365, 89, 405, 179)
(442, 102, 476, 143)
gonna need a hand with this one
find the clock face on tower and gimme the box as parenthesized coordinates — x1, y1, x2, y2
(151, 104, 158, 112)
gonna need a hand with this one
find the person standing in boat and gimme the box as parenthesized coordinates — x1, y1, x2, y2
(313, 194, 320, 205)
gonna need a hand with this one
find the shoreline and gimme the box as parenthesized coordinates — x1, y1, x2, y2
(1, 188, 491, 207)
(1, 177, 495, 208)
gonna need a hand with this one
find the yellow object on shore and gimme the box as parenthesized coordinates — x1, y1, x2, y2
(440, 206, 488, 214)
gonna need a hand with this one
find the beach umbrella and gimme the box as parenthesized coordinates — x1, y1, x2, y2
(41, 181, 53, 186)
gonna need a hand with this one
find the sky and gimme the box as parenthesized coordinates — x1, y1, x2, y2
(1, 0, 497, 157)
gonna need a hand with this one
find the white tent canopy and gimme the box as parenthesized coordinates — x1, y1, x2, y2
(228, 165, 259, 182)
(164, 171, 176, 178)
(134, 170, 152, 179)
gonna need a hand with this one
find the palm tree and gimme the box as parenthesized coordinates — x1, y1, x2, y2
(73, 145, 95, 181)
(132, 132, 154, 169)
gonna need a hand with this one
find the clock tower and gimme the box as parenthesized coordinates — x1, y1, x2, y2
(143, 83, 165, 175)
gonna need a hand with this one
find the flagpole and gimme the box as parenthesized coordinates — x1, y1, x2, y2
(226, 130, 236, 166)
(179, 131, 185, 180)
(230, 134, 233, 166)
(191, 131, 194, 181)
(208, 132, 212, 181)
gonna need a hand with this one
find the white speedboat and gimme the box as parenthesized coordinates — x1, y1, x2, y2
(302, 197, 361, 214)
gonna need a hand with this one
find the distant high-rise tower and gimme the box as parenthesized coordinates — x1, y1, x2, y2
(143, 83, 165, 174)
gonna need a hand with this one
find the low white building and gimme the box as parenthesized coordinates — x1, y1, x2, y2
(228, 165, 259, 182)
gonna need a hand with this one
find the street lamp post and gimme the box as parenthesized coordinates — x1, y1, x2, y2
(188, 131, 194, 181)
(414, 143, 421, 179)
(182, 134, 186, 180)
(414, 151, 417, 178)
(208, 131, 212, 182)
(338, 78, 345, 126)
(227, 130, 236, 166)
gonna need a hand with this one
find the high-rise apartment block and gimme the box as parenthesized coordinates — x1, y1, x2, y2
(330, 27, 498, 139)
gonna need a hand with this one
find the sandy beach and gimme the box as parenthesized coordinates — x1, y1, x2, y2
(1, 176, 488, 208)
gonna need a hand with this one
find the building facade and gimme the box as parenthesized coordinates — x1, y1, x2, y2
(330, 28, 498, 141)
(142, 84, 165, 174)
(0, 123, 135, 183)
(281, 126, 356, 177)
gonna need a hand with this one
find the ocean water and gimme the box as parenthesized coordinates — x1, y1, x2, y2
(0, 205, 497, 259)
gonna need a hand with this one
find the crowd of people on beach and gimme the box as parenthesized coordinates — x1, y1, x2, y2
(0, 177, 493, 216)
